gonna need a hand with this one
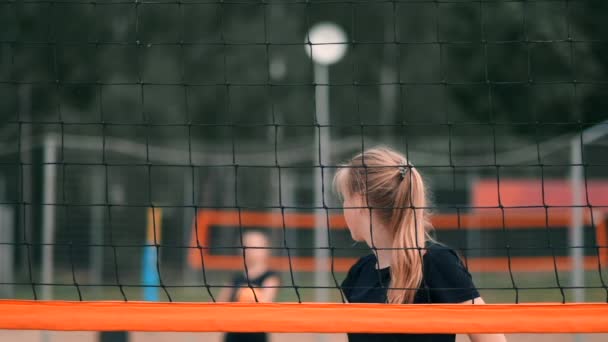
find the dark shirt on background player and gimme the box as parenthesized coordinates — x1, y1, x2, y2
(223, 270, 281, 342)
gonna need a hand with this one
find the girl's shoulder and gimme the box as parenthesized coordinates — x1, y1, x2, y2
(344, 254, 377, 280)
(260, 270, 281, 282)
(353, 253, 377, 270)
(341, 254, 378, 298)
(230, 269, 280, 285)
(424, 242, 461, 262)
(422, 242, 479, 303)
(349, 244, 461, 274)
(423, 242, 470, 273)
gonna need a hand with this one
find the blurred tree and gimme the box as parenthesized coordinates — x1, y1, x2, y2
(2, 1, 606, 142)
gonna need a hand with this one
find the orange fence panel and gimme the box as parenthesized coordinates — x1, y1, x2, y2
(189, 210, 607, 272)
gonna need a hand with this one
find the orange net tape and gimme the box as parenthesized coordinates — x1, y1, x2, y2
(1, 301, 607, 333)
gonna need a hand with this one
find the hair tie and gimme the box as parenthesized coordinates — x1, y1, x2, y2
(398, 162, 413, 180)
(398, 166, 407, 179)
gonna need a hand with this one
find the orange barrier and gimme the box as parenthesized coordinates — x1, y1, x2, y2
(0, 300, 607, 333)
(189, 210, 608, 272)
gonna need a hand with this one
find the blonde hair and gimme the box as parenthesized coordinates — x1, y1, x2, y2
(334, 146, 431, 304)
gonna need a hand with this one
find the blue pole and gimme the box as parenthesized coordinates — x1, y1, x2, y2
(142, 208, 161, 301)
(142, 245, 159, 301)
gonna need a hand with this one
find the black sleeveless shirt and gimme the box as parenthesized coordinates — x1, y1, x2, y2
(224, 270, 280, 342)
(228, 270, 280, 302)
(341, 243, 479, 342)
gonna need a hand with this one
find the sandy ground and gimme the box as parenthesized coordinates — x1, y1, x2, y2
(0, 331, 606, 342)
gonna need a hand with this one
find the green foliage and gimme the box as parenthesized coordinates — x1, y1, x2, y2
(1, 1, 606, 142)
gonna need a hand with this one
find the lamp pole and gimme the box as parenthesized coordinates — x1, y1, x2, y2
(305, 22, 348, 307)
(41, 135, 57, 342)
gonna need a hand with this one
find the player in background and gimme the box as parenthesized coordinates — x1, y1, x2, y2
(217, 230, 281, 342)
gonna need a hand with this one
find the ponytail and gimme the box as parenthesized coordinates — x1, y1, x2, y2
(387, 167, 427, 304)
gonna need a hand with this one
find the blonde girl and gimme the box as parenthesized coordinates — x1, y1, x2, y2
(335, 147, 506, 342)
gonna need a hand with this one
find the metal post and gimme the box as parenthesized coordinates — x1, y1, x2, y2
(0, 176, 15, 298)
(182, 174, 195, 284)
(283, 170, 297, 283)
(569, 120, 608, 342)
(41, 135, 57, 301)
(466, 171, 480, 260)
(569, 137, 584, 304)
(19, 85, 33, 281)
(313, 63, 331, 306)
(90, 167, 105, 296)
(41, 135, 57, 342)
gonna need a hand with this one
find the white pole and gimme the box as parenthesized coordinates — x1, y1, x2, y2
(0, 176, 15, 298)
(89, 168, 104, 295)
(569, 120, 608, 342)
(569, 137, 584, 304)
(0, 207, 14, 298)
(19, 85, 33, 280)
(41, 135, 57, 342)
(182, 174, 195, 284)
(466, 171, 480, 260)
(305, 24, 347, 342)
(283, 170, 298, 283)
(313, 63, 331, 305)
(41, 135, 57, 301)
(568, 145, 584, 342)
(569, 120, 608, 302)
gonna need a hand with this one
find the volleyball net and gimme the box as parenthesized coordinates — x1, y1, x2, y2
(0, 0, 608, 336)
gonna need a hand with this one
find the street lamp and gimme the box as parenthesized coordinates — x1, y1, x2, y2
(306, 22, 348, 66)
(305, 22, 348, 305)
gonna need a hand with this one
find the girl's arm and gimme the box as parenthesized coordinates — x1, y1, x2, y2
(258, 275, 281, 302)
(461, 297, 507, 342)
(216, 283, 232, 302)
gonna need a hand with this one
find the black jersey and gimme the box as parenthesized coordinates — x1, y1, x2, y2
(224, 270, 280, 342)
(341, 243, 479, 342)
(228, 270, 279, 302)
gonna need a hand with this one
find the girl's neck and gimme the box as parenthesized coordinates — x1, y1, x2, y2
(245, 264, 268, 279)
(368, 229, 393, 270)
(374, 248, 393, 270)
